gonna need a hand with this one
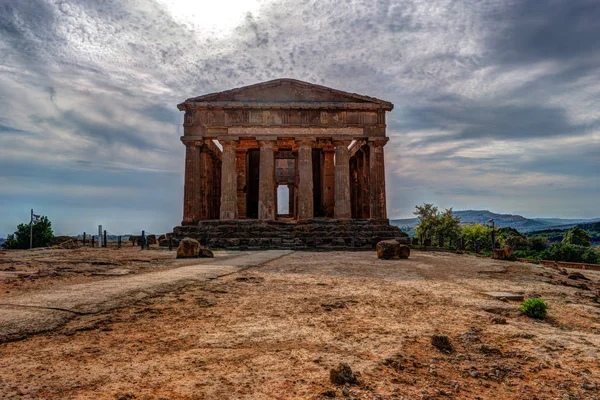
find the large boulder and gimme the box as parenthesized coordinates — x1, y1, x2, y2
(147, 234, 157, 245)
(376, 239, 410, 260)
(493, 245, 515, 260)
(177, 237, 201, 259)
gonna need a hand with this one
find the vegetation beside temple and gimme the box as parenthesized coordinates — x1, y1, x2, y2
(412, 203, 600, 264)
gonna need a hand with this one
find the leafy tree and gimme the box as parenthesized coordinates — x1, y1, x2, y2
(562, 227, 592, 247)
(438, 208, 462, 243)
(540, 242, 598, 264)
(505, 235, 529, 250)
(414, 203, 439, 243)
(460, 223, 491, 251)
(2, 216, 54, 250)
(528, 237, 549, 252)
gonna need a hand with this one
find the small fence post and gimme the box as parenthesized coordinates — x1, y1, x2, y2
(168, 237, 173, 251)
(118, 236, 121, 248)
(141, 230, 145, 250)
(91, 236, 95, 248)
(103, 230, 107, 248)
(83, 232, 86, 246)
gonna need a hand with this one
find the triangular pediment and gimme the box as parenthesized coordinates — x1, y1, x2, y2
(181, 79, 393, 108)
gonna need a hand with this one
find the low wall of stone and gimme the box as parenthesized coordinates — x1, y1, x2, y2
(173, 219, 407, 250)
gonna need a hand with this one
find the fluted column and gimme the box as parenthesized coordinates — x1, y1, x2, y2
(322, 145, 335, 218)
(369, 138, 389, 220)
(296, 138, 314, 220)
(198, 146, 212, 220)
(219, 140, 238, 220)
(258, 139, 276, 220)
(182, 142, 201, 224)
(236, 148, 247, 219)
(334, 139, 352, 219)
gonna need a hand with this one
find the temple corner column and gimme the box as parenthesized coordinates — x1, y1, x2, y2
(368, 137, 389, 220)
(182, 140, 201, 225)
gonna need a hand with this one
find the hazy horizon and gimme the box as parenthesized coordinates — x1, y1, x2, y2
(1, 0, 599, 236)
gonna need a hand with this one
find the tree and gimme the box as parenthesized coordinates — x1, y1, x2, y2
(2, 216, 54, 250)
(461, 224, 491, 251)
(438, 208, 461, 243)
(414, 203, 438, 243)
(562, 227, 592, 247)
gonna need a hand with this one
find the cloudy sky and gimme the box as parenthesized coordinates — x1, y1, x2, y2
(1, 0, 599, 236)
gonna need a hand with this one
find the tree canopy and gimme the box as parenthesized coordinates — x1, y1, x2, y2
(562, 227, 592, 247)
(2, 216, 54, 250)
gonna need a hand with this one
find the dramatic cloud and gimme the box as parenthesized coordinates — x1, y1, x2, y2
(1, 0, 599, 235)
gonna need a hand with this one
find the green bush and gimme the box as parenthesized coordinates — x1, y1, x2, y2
(540, 242, 599, 264)
(520, 298, 548, 320)
(2, 216, 54, 250)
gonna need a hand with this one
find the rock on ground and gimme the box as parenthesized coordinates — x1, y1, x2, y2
(176, 238, 201, 259)
(330, 363, 358, 385)
(376, 240, 410, 260)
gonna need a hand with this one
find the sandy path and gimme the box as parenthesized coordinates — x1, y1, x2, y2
(0, 250, 292, 341)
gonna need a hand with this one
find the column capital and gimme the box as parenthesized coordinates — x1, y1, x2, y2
(295, 137, 316, 147)
(368, 137, 389, 148)
(332, 138, 352, 147)
(219, 139, 238, 148)
(258, 139, 277, 147)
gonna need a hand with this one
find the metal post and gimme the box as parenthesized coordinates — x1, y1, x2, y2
(490, 219, 495, 252)
(103, 230, 107, 248)
(98, 225, 102, 248)
(83, 232, 86, 246)
(29, 209, 33, 250)
(91, 236, 95, 248)
(141, 230, 145, 249)
(118, 235, 121, 248)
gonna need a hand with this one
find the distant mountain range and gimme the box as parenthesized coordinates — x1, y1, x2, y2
(391, 210, 600, 233)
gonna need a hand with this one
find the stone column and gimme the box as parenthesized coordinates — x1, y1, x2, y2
(258, 139, 276, 220)
(369, 138, 389, 220)
(296, 138, 314, 220)
(182, 142, 201, 224)
(219, 140, 238, 220)
(287, 183, 295, 217)
(198, 146, 212, 220)
(322, 145, 335, 218)
(236, 148, 247, 219)
(333, 140, 352, 219)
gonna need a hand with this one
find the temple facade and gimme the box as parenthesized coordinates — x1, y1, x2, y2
(174, 79, 404, 249)
(178, 78, 392, 223)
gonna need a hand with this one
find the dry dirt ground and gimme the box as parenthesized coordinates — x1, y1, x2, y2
(0, 248, 599, 400)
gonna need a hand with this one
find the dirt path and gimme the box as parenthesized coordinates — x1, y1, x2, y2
(0, 250, 292, 341)
(0, 250, 598, 399)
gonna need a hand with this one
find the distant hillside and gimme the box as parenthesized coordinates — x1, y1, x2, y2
(526, 221, 600, 244)
(391, 210, 600, 234)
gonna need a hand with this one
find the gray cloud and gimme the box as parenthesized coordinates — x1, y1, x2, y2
(1, 0, 599, 236)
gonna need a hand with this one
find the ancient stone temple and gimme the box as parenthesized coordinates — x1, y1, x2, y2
(173, 79, 405, 249)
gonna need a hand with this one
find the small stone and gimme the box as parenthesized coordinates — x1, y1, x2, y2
(491, 317, 507, 325)
(470, 371, 480, 378)
(199, 247, 214, 258)
(431, 335, 454, 353)
(330, 363, 358, 385)
(320, 389, 336, 397)
(582, 382, 597, 390)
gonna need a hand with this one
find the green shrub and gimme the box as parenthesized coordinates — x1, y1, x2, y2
(540, 242, 599, 264)
(520, 298, 548, 320)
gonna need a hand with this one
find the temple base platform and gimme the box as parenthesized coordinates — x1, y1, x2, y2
(173, 219, 407, 250)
